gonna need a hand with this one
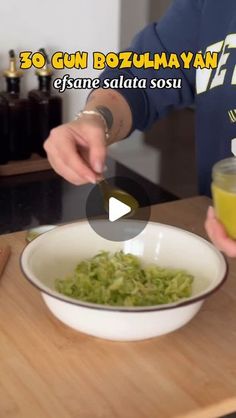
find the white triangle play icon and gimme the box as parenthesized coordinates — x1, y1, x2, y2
(108, 197, 132, 222)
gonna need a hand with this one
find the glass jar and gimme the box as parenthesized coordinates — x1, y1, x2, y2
(212, 157, 236, 239)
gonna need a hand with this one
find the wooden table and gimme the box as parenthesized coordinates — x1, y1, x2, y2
(0, 196, 236, 418)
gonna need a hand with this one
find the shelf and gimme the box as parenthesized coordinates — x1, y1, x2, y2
(0, 154, 51, 177)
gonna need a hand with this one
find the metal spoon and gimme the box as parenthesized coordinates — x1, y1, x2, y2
(26, 225, 57, 243)
(98, 177, 139, 214)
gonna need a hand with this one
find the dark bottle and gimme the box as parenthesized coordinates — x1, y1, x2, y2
(29, 48, 62, 157)
(0, 94, 9, 164)
(2, 50, 31, 161)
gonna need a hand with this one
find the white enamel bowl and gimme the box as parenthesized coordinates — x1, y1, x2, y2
(21, 220, 227, 341)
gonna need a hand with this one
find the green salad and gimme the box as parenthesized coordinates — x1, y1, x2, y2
(55, 251, 194, 307)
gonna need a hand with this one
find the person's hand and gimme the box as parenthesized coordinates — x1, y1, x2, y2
(205, 206, 236, 257)
(44, 118, 107, 185)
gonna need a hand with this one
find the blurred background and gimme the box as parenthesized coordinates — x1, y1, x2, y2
(0, 0, 170, 119)
(0, 0, 198, 233)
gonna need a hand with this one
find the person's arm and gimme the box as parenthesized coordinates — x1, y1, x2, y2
(99, 0, 202, 131)
(44, 0, 202, 185)
(44, 88, 132, 184)
(84, 88, 132, 144)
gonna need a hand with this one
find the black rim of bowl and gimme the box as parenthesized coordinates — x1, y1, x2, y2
(20, 221, 229, 313)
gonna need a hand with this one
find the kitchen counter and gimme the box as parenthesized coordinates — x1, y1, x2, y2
(0, 196, 236, 418)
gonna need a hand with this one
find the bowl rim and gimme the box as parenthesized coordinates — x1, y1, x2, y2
(20, 220, 228, 313)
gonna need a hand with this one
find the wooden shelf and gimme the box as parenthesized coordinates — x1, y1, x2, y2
(0, 154, 51, 177)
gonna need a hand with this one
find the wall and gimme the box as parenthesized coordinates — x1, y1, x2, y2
(120, 0, 149, 49)
(149, 0, 172, 20)
(0, 0, 120, 122)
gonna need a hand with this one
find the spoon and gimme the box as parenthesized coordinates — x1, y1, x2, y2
(25, 225, 57, 243)
(98, 177, 139, 214)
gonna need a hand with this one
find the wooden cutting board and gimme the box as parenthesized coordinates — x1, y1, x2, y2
(0, 196, 236, 418)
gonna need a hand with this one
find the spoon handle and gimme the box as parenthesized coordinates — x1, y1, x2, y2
(98, 177, 112, 192)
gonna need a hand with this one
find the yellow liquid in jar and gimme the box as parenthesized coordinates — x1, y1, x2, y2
(212, 183, 236, 239)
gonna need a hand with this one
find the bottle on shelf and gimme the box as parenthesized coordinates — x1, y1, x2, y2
(2, 50, 31, 161)
(29, 48, 62, 157)
(0, 94, 9, 165)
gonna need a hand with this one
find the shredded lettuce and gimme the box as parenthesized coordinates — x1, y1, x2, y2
(55, 251, 193, 307)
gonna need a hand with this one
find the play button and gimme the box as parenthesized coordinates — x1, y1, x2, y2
(109, 197, 132, 222)
(86, 176, 151, 241)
